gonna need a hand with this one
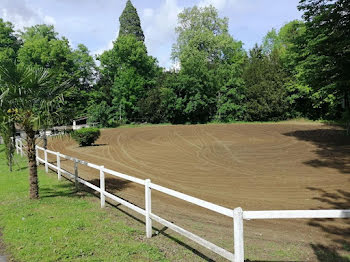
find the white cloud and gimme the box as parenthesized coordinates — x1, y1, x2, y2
(141, 0, 183, 68)
(143, 8, 154, 18)
(92, 39, 114, 57)
(198, 0, 239, 11)
(91, 29, 118, 58)
(0, 0, 56, 30)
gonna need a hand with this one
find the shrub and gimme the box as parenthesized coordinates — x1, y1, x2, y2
(71, 128, 100, 146)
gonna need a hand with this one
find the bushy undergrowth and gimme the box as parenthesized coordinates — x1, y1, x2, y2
(71, 127, 100, 146)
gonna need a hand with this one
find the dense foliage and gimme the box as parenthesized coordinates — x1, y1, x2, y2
(296, 0, 350, 119)
(0, 18, 21, 64)
(1, 0, 349, 130)
(243, 46, 289, 121)
(171, 6, 246, 123)
(72, 128, 101, 146)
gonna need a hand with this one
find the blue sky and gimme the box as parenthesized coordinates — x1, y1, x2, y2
(0, 0, 302, 68)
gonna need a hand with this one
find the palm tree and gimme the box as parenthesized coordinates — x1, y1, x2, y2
(0, 62, 68, 199)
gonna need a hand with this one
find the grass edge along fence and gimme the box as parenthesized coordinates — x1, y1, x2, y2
(14, 137, 350, 262)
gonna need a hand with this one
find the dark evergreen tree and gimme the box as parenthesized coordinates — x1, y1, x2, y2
(119, 0, 145, 42)
(243, 45, 290, 121)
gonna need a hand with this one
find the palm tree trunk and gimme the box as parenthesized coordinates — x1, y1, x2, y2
(26, 127, 39, 199)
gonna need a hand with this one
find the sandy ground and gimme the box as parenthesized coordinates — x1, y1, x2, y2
(44, 123, 350, 261)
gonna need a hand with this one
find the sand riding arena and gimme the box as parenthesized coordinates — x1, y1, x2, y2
(41, 123, 350, 261)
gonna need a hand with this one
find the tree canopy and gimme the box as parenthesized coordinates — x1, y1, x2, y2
(0, 19, 21, 64)
(0, 0, 348, 129)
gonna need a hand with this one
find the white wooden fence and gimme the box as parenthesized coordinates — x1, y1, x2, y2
(14, 138, 350, 262)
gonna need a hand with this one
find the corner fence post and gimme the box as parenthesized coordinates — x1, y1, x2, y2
(233, 207, 244, 262)
(100, 165, 105, 208)
(145, 179, 152, 238)
(57, 152, 61, 180)
(74, 159, 78, 190)
(44, 149, 48, 173)
(35, 146, 39, 165)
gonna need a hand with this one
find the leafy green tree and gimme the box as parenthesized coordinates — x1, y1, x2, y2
(138, 86, 177, 123)
(119, 0, 145, 42)
(0, 19, 19, 164)
(96, 0, 159, 125)
(172, 5, 246, 123)
(99, 35, 159, 123)
(0, 62, 68, 199)
(243, 45, 289, 121)
(260, 21, 310, 118)
(64, 44, 97, 120)
(18, 25, 72, 72)
(262, 28, 282, 55)
(296, 0, 350, 119)
(0, 19, 21, 64)
(18, 25, 96, 124)
(88, 101, 116, 127)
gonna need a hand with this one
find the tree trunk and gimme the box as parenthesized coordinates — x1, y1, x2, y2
(26, 127, 39, 199)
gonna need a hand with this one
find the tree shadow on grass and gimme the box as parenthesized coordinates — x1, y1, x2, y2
(283, 128, 350, 174)
(40, 174, 132, 199)
(306, 187, 350, 261)
(47, 177, 218, 262)
(15, 166, 27, 172)
(106, 201, 217, 262)
(40, 182, 89, 198)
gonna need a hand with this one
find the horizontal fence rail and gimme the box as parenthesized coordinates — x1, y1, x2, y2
(243, 209, 350, 220)
(150, 183, 233, 218)
(14, 138, 350, 262)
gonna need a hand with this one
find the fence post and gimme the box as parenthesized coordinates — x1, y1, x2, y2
(35, 146, 39, 165)
(100, 166, 105, 208)
(15, 139, 19, 154)
(74, 159, 78, 190)
(57, 152, 61, 180)
(145, 179, 152, 238)
(20, 139, 23, 157)
(44, 149, 48, 173)
(233, 207, 244, 262)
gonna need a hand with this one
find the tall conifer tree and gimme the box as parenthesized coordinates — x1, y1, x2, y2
(118, 0, 145, 42)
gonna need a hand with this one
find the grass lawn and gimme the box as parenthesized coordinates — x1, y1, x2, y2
(0, 145, 168, 262)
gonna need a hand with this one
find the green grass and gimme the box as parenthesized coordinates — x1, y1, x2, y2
(0, 146, 168, 262)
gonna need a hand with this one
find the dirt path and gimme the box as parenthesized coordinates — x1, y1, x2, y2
(45, 123, 350, 261)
